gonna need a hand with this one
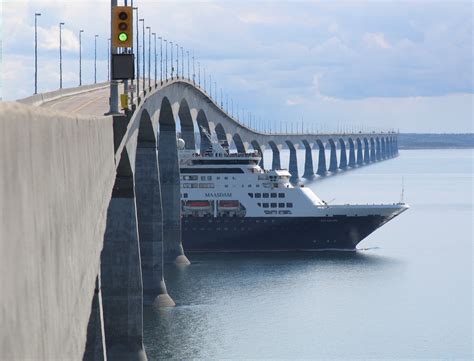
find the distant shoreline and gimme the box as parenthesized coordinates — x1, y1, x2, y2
(398, 133, 474, 149)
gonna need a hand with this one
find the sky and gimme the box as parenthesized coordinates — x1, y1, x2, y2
(1, 0, 473, 133)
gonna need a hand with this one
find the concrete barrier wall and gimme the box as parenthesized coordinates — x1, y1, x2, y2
(0, 102, 116, 359)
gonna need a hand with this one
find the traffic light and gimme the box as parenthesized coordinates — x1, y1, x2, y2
(112, 6, 133, 48)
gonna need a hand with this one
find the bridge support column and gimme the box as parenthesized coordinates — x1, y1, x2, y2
(348, 139, 356, 167)
(135, 138, 175, 307)
(316, 141, 327, 175)
(376, 138, 381, 160)
(100, 151, 147, 361)
(251, 141, 264, 169)
(159, 126, 190, 265)
(286, 141, 299, 182)
(363, 138, 370, 163)
(269, 142, 281, 170)
(302, 140, 314, 178)
(381, 138, 386, 159)
(370, 138, 376, 162)
(356, 139, 364, 165)
(328, 140, 338, 172)
(339, 139, 347, 169)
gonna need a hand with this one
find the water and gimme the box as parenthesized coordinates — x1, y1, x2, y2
(144, 149, 473, 359)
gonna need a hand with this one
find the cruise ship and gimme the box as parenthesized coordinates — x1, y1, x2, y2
(179, 132, 408, 252)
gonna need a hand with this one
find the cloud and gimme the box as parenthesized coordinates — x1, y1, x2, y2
(363, 32, 391, 49)
(38, 26, 79, 52)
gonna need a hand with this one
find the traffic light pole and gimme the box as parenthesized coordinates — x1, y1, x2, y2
(107, 0, 120, 115)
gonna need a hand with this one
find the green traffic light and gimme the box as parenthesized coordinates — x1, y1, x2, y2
(118, 32, 128, 42)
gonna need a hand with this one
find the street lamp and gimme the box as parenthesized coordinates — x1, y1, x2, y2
(107, 38, 110, 82)
(198, 61, 200, 86)
(79, 29, 84, 86)
(158, 36, 162, 85)
(203, 67, 206, 92)
(139, 19, 145, 94)
(192, 50, 195, 84)
(34, 13, 41, 94)
(146, 26, 151, 90)
(181, 46, 184, 78)
(170, 41, 173, 79)
(186, 50, 189, 80)
(152, 32, 157, 87)
(133, 7, 139, 100)
(164, 39, 168, 81)
(94, 34, 99, 84)
(176, 43, 179, 79)
(59, 22, 65, 89)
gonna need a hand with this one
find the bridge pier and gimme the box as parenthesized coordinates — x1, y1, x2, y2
(370, 138, 376, 162)
(83, 276, 107, 361)
(363, 138, 370, 163)
(356, 139, 364, 165)
(328, 139, 338, 172)
(316, 140, 327, 175)
(100, 150, 147, 361)
(251, 140, 265, 168)
(159, 101, 190, 265)
(376, 138, 381, 161)
(381, 137, 386, 159)
(135, 112, 175, 307)
(348, 138, 356, 167)
(269, 141, 281, 170)
(286, 141, 299, 182)
(338, 139, 347, 169)
(302, 140, 315, 178)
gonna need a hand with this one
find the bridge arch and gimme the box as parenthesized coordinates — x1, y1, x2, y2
(376, 137, 381, 160)
(338, 138, 348, 169)
(178, 98, 195, 150)
(196, 109, 211, 153)
(348, 138, 356, 167)
(302, 139, 314, 178)
(370, 137, 376, 161)
(268, 140, 281, 170)
(363, 138, 370, 163)
(285, 140, 299, 181)
(232, 133, 246, 153)
(215, 123, 230, 152)
(381, 137, 386, 159)
(356, 138, 364, 165)
(328, 138, 338, 172)
(251, 140, 264, 168)
(315, 139, 327, 175)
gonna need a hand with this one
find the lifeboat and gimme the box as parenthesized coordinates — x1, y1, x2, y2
(218, 200, 240, 211)
(183, 201, 212, 211)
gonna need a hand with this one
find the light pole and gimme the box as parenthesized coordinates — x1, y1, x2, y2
(192, 51, 195, 84)
(152, 32, 157, 87)
(186, 50, 189, 80)
(140, 19, 145, 94)
(79, 29, 84, 86)
(198, 61, 200, 86)
(181, 46, 184, 78)
(159, 36, 162, 85)
(59, 22, 65, 89)
(203, 67, 206, 92)
(34, 13, 41, 94)
(176, 43, 179, 79)
(164, 39, 168, 81)
(146, 26, 151, 90)
(107, 38, 110, 82)
(133, 7, 139, 99)
(107, 0, 118, 114)
(94, 34, 99, 84)
(170, 41, 173, 79)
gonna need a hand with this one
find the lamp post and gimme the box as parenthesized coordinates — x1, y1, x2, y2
(159, 36, 162, 84)
(107, 38, 110, 82)
(152, 32, 156, 87)
(203, 67, 206, 92)
(175, 43, 179, 79)
(140, 19, 145, 94)
(133, 7, 139, 99)
(34, 13, 41, 94)
(164, 39, 168, 81)
(170, 41, 173, 79)
(146, 26, 151, 90)
(198, 61, 200, 86)
(181, 46, 184, 78)
(78, 30, 84, 86)
(192, 51, 195, 84)
(59, 22, 65, 89)
(94, 34, 98, 84)
(186, 50, 189, 80)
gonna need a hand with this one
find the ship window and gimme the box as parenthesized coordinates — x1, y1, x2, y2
(190, 175, 198, 180)
(263, 193, 269, 198)
(278, 203, 285, 208)
(217, 177, 220, 180)
(248, 193, 254, 198)
(232, 177, 236, 180)
(278, 193, 285, 198)
(257, 203, 261, 207)
(207, 176, 212, 181)
(191, 184, 199, 188)
(201, 176, 206, 181)
(224, 185, 228, 188)
(184, 193, 188, 198)
(271, 193, 277, 198)
(255, 193, 261, 198)
(224, 176, 228, 180)
(270, 203, 277, 208)
(256, 185, 260, 188)
(262, 203, 269, 208)
(248, 184, 252, 187)
(286, 202, 293, 208)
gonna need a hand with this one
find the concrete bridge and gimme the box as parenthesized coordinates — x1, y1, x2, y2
(1, 78, 398, 360)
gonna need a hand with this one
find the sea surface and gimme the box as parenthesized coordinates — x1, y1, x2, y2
(144, 149, 473, 360)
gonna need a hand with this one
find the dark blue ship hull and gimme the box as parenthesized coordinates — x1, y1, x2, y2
(182, 215, 389, 251)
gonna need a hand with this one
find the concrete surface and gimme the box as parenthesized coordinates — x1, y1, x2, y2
(0, 102, 115, 360)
